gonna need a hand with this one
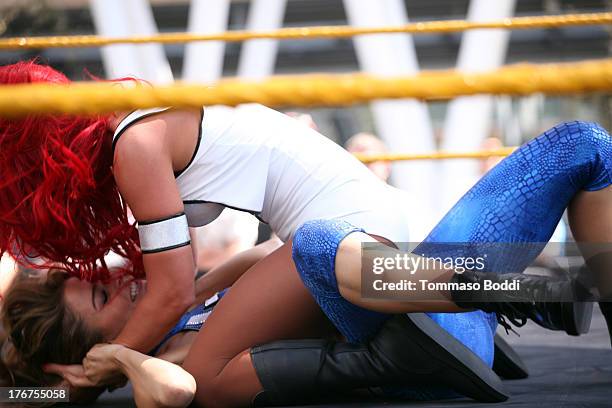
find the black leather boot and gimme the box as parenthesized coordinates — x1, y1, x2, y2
(251, 313, 508, 406)
(492, 334, 529, 380)
(450, 271, 593, 334)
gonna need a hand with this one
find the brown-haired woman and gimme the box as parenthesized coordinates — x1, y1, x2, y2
(1, 253, 504, 407)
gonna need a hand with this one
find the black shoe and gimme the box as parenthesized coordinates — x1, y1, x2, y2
(528, 265, 593, 335)
(450, 271, 594, 335)
(529, 300, 593, 335)
(492, 333, 529, 380)
(250, 313, 508, 406)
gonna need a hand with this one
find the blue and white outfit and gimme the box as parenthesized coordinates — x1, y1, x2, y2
(149, 290, 226, 355)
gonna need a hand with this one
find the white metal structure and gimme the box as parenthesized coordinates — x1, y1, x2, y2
(89, 0, 173, 83)
(183, 0, 231, 82)
(237, 0, 288, 80)
(440, 0, 516, 213)
(343, 0, 436, 240)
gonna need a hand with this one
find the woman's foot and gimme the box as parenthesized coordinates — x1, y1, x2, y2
(450, 270, 594, 335)
(530, 300, 593, 335)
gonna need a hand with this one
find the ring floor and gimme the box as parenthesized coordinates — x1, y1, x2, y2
(76, 307, 612, 408)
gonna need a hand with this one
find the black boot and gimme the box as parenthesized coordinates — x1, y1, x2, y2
(450, 271, 594, 335)
(492, 333, 529, 380)
(528, 300, 593, 335)
(251, 313, 508, 406)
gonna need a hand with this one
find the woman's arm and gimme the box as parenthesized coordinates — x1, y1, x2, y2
(113, 345, 196, 408)
(194, 238, 282, 303)
(51, 344, 195, 408)
(110, 114, 198, 354)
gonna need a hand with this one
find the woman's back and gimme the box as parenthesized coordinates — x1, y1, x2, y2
(171, 104, 406, 241)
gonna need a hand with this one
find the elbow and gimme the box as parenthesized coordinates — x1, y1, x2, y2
(156, 375, 196, 408)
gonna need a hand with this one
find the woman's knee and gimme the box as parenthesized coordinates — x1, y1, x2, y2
(546, 121, 610, 153)
(292, 219, 364, 297)
(537, 121, 611, 190)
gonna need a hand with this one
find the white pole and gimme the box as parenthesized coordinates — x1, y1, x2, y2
(89, 0, 173, 83)
(183, 0, 231, 82)
(343, 0, 436, 240)
(440, 0, 516, 213)
(237, 0, 287, 79)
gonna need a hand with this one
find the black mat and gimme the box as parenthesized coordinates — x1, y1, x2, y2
(79, 308, 612, 408)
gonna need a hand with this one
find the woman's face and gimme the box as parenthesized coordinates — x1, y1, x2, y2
(63, 276, 146, 340)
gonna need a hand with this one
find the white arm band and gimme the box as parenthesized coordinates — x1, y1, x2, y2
(137, 213, 191, 254)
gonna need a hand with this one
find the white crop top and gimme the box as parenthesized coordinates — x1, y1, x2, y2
(112, 104, 397, 242)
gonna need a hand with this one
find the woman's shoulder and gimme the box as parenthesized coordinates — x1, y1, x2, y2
(111, 108, 200, 147)
(111, 108, 202, 168)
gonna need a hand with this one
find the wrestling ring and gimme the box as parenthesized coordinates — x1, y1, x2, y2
(0, 7, 611, 408)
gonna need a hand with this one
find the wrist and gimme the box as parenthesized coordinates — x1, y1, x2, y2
(110, 343, 130, 369)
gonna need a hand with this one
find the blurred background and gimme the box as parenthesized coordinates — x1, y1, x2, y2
(0, 0, 611, 241)
(1, 6, 612, 405)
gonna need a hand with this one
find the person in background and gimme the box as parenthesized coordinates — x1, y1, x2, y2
(194, 209, 264, 275)
(345, 132, 392, 183)
(285, 112, 319, 132)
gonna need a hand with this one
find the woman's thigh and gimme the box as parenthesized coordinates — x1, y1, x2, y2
(182, 241, 333, 403)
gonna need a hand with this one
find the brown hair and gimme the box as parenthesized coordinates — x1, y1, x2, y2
(0, 271, 103, 389)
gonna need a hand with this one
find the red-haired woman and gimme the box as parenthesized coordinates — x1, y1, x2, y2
(0, 60, 610, 407)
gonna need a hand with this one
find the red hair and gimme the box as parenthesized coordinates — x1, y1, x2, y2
(0, 60, 143, 281)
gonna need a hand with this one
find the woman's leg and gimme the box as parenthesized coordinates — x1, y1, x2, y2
(569, 185, 612, 342)
(243, 121, 609, 404)
(569, 186, 612, 292)
(297, 121, 610, 320)
(183, 121, 611, 407)
(182, 236, 503, 407)
(181, 242, 336, 408)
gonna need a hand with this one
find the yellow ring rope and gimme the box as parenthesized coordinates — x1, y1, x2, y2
(0, 59, 610, 118)
(355, 148, 516, 163)
(1, 12, 611, 50)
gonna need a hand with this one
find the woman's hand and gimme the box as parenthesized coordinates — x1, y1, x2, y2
(43, 364, 127, 403)
(44, 343, 127, 389)
(81, 343, 127, 386)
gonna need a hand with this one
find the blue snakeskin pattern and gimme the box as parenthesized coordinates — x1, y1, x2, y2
(419, 121, 611, 274)
(291, 219, 386, 343)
